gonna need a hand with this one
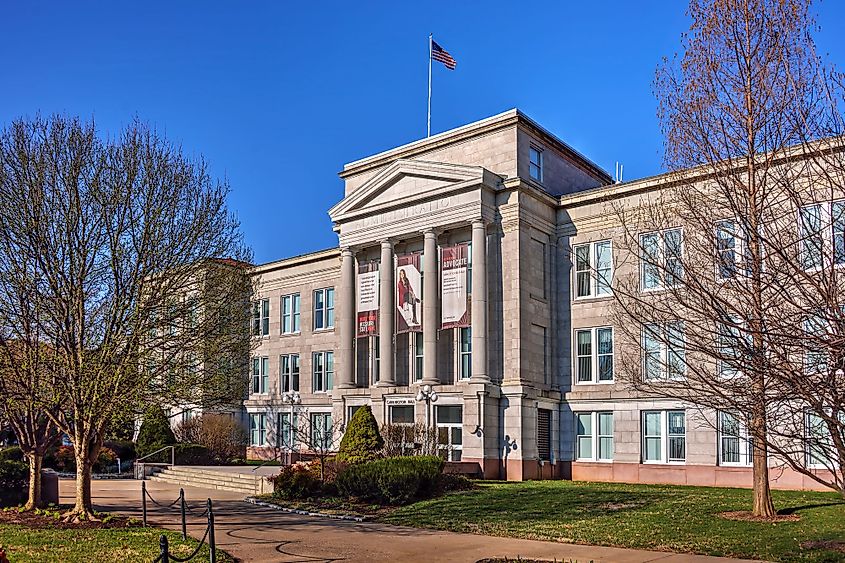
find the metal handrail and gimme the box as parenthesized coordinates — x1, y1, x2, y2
(137, 445, 176, 466)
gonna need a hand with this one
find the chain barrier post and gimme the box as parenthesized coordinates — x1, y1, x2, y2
(207, 498, 216, 563)
(142, 481, 148, 527)
(159, 535, 169, 563)
(180, 488, 187, 540)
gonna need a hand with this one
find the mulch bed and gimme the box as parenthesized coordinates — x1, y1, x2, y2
(800, 540, 845, 553)
(0, 506, 136, 530)
(718, 510, 801, 522)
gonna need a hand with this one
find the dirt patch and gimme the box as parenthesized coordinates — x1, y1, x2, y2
(718, 510, 800, 522)
(800, 540, 845, 553)
(598, 501, 644, 511)
(0, 506, 137, 530)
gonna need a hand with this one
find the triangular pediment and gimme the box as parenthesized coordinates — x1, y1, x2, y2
(329, 159, 500, 223)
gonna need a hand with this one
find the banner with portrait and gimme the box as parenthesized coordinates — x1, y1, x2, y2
(357, 261, 379, 337)
(441, 243, 470, 329)
(396, 253, 422, 333)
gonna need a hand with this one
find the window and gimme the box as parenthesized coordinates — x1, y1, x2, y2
(459, 328, 472, 379)
(348, 405, 362, 422)
(640, 228, 683, 290)
(575, 327, 613, 383)
(280, 354, 300, 392)
(574, 241, 612, 298)
(310, 413, 333, 450)
(252, 299, 269, 336)
(251, 356, 269, 394)
(278, 412, 298, 449)
(718, 411, 752, 466)
(529, 146, 543, 182)
(389, 405, 417, 455)
(803, 313, 829, 374)
(799, 201, 845, 270)
(313, 288, 335, 330)
(312, 351, 334, 392)
(575, 412, 613, 461)
(436, 405, 463, 461)
(249, 413, 266, 446)
(642, 322, 686, 380)
(414, 332, 424, 381)
(642, 410, 686, 463)
(715, 220, 759, 279)
(372, 336, 380, 385)
(537, 408, 552, 461)
(805, 410, 843, 468)
(281, 293, 301, 334)
(717, 318, 749, 378)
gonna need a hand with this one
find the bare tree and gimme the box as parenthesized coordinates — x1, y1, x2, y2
(0, 115, 253, 520)
(605, 0, 845, 516)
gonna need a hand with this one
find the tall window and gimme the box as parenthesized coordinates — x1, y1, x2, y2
(414, 333, 424, 381)
(280, 354, 300, 392)
(278, 412, 298, 449)
(575, 327, 613, 383)
(529, 146, 543, 182)
(574, 241, 612, 298)
(436, 405, 463, 461)
(642, 410, 686, 463)
(251, 357, 269, 394)
(805, 410, 840, 468)
(576, 411, 613, 461)
(252, 299, 269, 336)
(803, 313, 829, 374)
(389, 405, 416, 456)
(643, 322, 686, 380)
(718, 411, 752, 466)
(640, 228, 683, 290)
(313, 288, 335, 330)
(281, 293, 300, 334)
(249, 413, 266, 446)
(312, 351, 334, 392)
(715, 220, 759, 279)
(459, 327, 472, 379)
(310, 413, 333, 450)
(799, 201, 845, 270)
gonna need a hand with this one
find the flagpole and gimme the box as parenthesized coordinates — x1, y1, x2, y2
(427, 33, 432, 138)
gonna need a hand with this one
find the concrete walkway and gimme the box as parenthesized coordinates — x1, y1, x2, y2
(59, 478, 761, 563)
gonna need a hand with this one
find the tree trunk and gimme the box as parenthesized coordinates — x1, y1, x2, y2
(751, 412, 776, 518)
(66, 449, 96, 521)
(24, 453, 43, 510)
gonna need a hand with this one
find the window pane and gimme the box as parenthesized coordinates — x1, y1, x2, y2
(645, 437, 662, 461)
(800, 204, 823, 270)
(597, 328, 613, 381)
(665, 229, 683, 285)
(596, 242, 612, 295)
(834, 202, 845, 265)
(668, 437, 686, 461)
(598, 412, 613, 435)
(641, 234, 660, 289)
(668, 411, 685, 435)
(716, 221, 736, 279)
(576, 413, 592, 436)
(437, 406, 462, 424)
(644, 412, 661, 436)
(390, 406, 415, 424)
(575, 245, 591, 297)
(578, 436, 593, 459)
(576, 330, 592, 382)
(598, 437, 614, 460)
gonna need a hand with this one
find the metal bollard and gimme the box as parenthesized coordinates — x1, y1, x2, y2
(159, 535, 169, 563)
(142, 481, 147, 527)
(207, 498, 216, 563)
(180, 488, 187, 540)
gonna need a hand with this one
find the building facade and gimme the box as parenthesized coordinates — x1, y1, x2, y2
(243, 109, 832, 490)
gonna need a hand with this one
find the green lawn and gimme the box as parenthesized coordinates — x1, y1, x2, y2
(0, 524, 233, 563)
(383, 481, 845, 562)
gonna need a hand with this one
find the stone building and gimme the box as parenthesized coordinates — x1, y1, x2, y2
(243, 109, 833, 489)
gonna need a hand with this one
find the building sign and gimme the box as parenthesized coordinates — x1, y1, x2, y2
(385, 396, 416, 406)
(441, 243, 470, 329)
(357, 262, 379, 337)
(396, 253, 422, 333)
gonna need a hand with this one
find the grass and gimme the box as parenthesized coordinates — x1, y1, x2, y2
(382, 480, 845, 562)
(0, 508, 233, 563)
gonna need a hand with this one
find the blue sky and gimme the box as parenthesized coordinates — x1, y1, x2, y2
(2, 2, 844, 264)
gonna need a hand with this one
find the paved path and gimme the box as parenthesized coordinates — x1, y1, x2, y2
(60, 478, 761, 563)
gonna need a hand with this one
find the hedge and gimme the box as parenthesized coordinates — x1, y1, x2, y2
(335, 456, 443, 505)
(0, 446, 24, 463)
(0, 459, 28, 507)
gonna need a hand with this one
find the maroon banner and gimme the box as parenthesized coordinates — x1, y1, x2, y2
(357, 261, 379, 337)
(396, 253, 422, 333)
(441, 243, 470, 329)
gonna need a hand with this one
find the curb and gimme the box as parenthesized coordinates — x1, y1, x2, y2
(243, 496, 369, 522)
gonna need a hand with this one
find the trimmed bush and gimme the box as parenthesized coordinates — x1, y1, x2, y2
(0, 459, 28, 507)
(174, 443, 213, 465)
(136, 406, 176, 457)
(336, 406, 383, 464)
(103, 440, 136, 462)
(0, 446, 24, 463)
(270, 465, 323, 500)
(335, 456, 444, 505)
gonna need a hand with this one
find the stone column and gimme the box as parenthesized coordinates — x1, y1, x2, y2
(338, 247, 356, 389)
(378, 240, 396, 386)
(422, 229, 439, 385)
(471, 220, 490, 383)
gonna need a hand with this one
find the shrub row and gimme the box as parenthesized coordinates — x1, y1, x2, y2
(335, 456, 444, 505)
(0, 459, 28, 507)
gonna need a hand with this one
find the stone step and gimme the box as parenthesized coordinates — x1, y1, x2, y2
(149, 466, 270, 494)
(163, 467, 260, 484)
(150, 474, 258, 494)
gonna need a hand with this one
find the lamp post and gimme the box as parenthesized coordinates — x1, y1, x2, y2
(280, 391, 301, 466)
(415, 384, 438, 455)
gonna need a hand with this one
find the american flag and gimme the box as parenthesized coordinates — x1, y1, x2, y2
(431, 40, 457, 70)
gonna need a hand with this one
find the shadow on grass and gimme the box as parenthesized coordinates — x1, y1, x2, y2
(778, 500, 845, 515)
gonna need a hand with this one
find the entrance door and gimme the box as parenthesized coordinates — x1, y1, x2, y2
(435, 405, 463, 461)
